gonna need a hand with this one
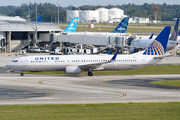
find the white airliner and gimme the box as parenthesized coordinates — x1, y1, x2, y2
(6, 26, 172, 76)
(130, 18, 179, 52)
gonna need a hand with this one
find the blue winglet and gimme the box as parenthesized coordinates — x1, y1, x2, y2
(111, 51, 118, 61)
(111, 17, 129, 33)
(107, 49, 112, 55)
(143, 26, 171, 55)
(149, 33, 154, 39)
(63, 17, 79, 33)
(169, 18, 179, 41)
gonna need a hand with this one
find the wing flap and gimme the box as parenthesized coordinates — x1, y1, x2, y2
(79, 51, 118, 71)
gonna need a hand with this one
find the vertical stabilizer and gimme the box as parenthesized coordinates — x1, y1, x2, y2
(169, 18, 179, 41)
(143, 26, 171, 55)
(33, 16, 42, 22)
(63, 17, 79, 33)
(111, 17, 129, 33)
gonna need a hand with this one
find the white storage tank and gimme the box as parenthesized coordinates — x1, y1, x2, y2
(108, 8, 124, 22)
(67, 10, 79, 23)
(79, 10, 99, 23)
(96, 8, 108, 23)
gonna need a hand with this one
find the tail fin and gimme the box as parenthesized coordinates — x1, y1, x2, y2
(143, 26, 171, 55)
(33, 16, 42, 22)
(179, 30, 180, 36)
(149, 33, 154, 39)
(169, 18, 179, 41)
(111, 17, 129, 33)
(63, 17, 79, 33)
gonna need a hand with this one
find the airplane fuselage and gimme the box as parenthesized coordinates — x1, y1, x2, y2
(6, 54, 163, 72)
(130, 39, 178, 51)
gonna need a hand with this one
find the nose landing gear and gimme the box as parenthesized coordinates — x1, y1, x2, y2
(20, 73, 24, 76)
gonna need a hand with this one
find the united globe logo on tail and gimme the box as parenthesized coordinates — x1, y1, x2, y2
(143, 40, 165, 55)
(143, 26, 171, 56)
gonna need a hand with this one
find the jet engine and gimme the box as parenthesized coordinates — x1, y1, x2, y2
(65, 66, 81, 74)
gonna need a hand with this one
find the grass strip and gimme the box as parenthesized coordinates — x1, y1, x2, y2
(0, 102, 180, 120)
(24, 65, 180, 75)
(150, 80, 180, 87)
(60, 26, 172, 33)
(59, 23, 175, 27)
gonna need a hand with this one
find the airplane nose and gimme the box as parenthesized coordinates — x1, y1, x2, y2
(5, 62, 12, 68)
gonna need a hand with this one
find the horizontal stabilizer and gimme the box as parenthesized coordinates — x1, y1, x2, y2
(154, 53, 174, 59)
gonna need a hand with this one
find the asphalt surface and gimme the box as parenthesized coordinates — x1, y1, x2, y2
(0, 88, 51, 100)
(0, 52, 180, 105)
(106, 78, 180, 89)
(0, 74, 180, 105)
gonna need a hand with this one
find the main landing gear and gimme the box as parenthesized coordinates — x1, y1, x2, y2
(87, 71, 93, 76)
(20, 73, 24, 76)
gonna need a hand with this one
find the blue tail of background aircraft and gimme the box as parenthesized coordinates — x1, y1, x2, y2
(33, 16, 42, 22)
(169, 18, 179, 41)
(62, 17, 79, 33)
(111, 17, 129, 33)
(143, 26, 171, 55)
(149, 33, 154, 39)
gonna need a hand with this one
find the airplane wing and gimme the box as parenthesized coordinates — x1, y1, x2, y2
(79, 51, 118, 71)
(154, 53, 174, 59)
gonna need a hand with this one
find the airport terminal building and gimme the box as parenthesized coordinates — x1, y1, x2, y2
(0, 14, 62, 53)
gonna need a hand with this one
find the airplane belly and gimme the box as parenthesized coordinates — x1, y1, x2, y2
(27, 65, 66, 71)
(104, 64, 145, 70)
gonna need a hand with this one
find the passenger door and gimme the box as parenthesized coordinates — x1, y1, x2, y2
(23, 58, 30, 70)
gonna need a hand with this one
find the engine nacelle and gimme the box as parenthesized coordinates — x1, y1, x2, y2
(65, 66, 81, 74)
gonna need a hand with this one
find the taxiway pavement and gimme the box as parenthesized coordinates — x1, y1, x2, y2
(0, 74, 180, 105)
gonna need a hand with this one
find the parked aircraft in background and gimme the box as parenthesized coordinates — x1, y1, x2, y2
(62, 17, 79, 33)
(149, 33, 154, 39)
(6, 26, 172, 76)
(68, 17, 130, 35)
(130, 18, 179, 53)
(33, 16, 42, 22)
(111, 17, 129, 33)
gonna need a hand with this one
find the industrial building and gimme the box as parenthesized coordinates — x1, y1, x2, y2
(67, 8, 127, 23)
(67, 8, 150, 24)
(129, 17, 150, 23)
(0, 14, 62, 53)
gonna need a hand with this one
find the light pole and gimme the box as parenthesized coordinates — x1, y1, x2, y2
(35, 0, 37, 46)
(57, 0, 60, 26)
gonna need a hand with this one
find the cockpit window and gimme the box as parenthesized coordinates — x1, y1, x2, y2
(12, 60, 18, 63)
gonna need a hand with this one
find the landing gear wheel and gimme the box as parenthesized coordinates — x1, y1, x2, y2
(88, 71, 93, 76)
(20, 73, 24, 76)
